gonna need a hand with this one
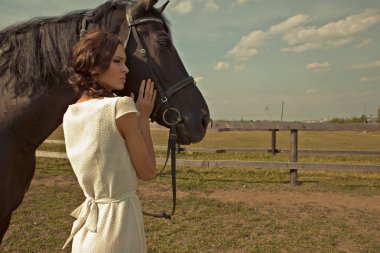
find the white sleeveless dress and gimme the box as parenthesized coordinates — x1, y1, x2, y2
(62, 96, 147, 253)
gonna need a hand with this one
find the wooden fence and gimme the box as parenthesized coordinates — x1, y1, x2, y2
(214, 123, 380, 184)
(39, 123, 380, 185)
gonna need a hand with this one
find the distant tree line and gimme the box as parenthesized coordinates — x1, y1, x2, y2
(328, 107, 380, 124)
(327, 115, 369, 123)
(209, 107, 380, 126)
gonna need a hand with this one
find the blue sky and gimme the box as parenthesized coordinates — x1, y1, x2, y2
(1, 0, 380, 121)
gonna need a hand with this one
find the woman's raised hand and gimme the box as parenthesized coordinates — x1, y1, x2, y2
(130, 79, 157, 119)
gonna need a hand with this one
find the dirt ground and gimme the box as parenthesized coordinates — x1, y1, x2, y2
(138, 182, 380, 213)
(33, 175, 380, 213)
(19, 173, 380, 252)
(32, 176, 380, 212)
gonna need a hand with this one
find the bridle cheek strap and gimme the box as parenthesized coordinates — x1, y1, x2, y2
(150, 76, 195, 121)
(122, 1, 186, 220)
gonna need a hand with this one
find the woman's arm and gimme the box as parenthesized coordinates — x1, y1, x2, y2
(116, 79, 157, 181)
(116, 113, 156, 181)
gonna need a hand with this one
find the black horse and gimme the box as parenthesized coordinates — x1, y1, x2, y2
(0, 0, 210, 243)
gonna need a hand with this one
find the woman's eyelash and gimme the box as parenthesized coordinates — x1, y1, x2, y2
(113, 59, 127, 65)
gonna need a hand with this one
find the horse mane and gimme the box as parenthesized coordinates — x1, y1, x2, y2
(0, 1, 172, 97)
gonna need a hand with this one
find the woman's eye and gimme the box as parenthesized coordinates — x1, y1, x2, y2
(113, 59, 121, 63)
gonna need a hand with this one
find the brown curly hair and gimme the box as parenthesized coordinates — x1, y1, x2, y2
(66, 30, 124, 98)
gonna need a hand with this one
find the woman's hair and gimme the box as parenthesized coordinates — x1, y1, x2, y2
(66, 30, 124, 98)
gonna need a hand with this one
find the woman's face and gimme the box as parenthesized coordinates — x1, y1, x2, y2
(97, 44, 129, 92)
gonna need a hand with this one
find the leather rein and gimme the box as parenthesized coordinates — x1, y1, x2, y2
(79, 0, 192, 219)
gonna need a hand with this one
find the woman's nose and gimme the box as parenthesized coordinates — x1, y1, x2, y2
(122, 64, 129, 73)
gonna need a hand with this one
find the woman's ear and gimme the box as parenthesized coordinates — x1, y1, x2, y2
(91, 66, 102, 77)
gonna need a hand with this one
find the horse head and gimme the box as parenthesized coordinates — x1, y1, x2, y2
(109, 0, 210, 144)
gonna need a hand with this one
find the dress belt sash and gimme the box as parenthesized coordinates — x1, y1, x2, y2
(62, 191, 137, 250)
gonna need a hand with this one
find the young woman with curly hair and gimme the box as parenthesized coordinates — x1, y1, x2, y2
(62, 30, 156, 252)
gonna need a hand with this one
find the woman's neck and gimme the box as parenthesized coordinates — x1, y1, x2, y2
(76, 95, 95, 103)
(76, 91, 116, 103)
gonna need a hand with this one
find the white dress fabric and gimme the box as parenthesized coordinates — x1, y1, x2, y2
(62, 96, 147, 253)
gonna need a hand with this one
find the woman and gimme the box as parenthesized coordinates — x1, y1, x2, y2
(62, 30, 156, 252)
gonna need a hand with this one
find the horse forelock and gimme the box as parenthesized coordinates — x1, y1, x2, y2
(131, 0, 172, 36)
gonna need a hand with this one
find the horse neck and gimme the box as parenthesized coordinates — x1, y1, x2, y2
(0, 82, 77, 150)
(0, 14, 87, 147)
(0, 7, 122, 146)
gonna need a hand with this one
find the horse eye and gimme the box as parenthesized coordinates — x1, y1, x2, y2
(158, 38, 171, 48)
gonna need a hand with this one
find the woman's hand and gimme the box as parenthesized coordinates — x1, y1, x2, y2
(126, 79, 157, 180)
(131, 79, 157, 119)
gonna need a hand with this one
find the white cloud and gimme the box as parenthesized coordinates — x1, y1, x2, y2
(307, 62, 331, 73)
(214, 61, 230, 70)
(227, 14, 308, 60)
(234, 63, 246, 72)
(306, 89, 318, 94)
(171, 0, 220, 14)
(269, 15, 309, 35)
(236, 0, 250, 5)
(282, 43, 321, 52)
(194, 76, 204, 83)
(349, 60, 380, 69)
(230, 0, 250, 7)
(325, 37, 353, 47)
(227, 30, 268, 59)
(204, 0, 219, 12)
(173, 1, 193, 15)
(228, 9, 380, 60)
(358, 76, 380, 82)
(355, 38, 373, 49)
(282, 9, 380, 51)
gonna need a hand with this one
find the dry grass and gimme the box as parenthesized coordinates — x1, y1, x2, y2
(1, 126, 379, 252)
(1, 158, 379, 252)
(49, 125, 380, 150)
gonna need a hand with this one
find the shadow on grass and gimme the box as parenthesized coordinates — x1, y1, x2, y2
(340, 184, 380, 189)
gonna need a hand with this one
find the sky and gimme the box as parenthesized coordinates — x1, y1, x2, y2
(1, 0, 380, 121)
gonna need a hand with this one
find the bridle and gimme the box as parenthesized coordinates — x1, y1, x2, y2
(79, 0, 191, 219)
(124, 1, 195, 124)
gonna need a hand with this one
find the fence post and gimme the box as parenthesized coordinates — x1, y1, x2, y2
(270, 129, 278, 155)
(290, 129, 298, 185)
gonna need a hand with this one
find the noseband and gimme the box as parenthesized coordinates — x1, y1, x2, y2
(124, 1, 194, 124)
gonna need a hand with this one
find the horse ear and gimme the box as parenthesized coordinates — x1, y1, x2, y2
(158, 1, 170, 14)
(146, 0, 159, 12)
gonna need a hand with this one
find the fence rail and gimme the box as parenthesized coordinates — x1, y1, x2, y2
(215, 122, 380, 131)
(35, 151, 380, 173)
(212, 123, 380, 184)
(44, 141, 380, 156)
(41, 123, 380, 185)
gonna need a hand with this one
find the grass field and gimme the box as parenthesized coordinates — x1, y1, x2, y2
(40, 126, 380, 166)
(47, 125, 380, 151)
(1, 126, 380, 252)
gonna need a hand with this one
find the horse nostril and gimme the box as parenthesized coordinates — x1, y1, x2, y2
(201, 113, 210, 130)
